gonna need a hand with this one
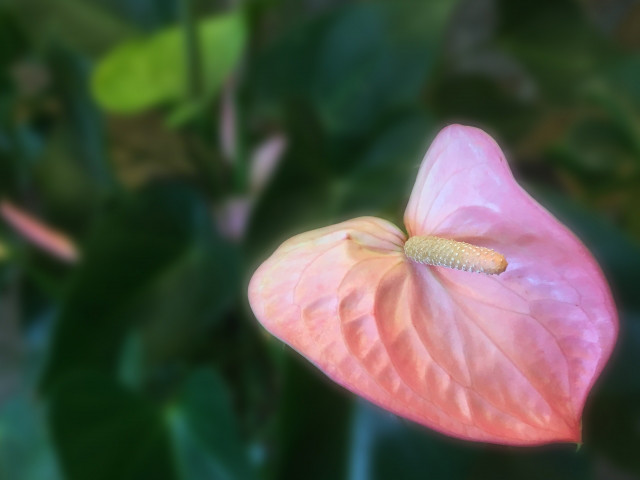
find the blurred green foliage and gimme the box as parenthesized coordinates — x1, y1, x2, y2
(93, 12, 245, 118)
(1, 0, 640, 479)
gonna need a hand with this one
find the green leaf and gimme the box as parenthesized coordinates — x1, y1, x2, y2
(348, 401, 590, 480)
(334, 113, 434, 222)
(585, 389, 640, 476)
(470, 446, 592, 480)
(92, 12, 245, 114)
(496, 0, 615, 102)
(312, 0, 457, 134)
(246, 105, 334, 261)
(0, 393, 62, 480)
(348, 401, 476, 480)
(135, 236, 240, 366)
(40, 184, 239, 393)
(602, 55, 640, 107)
(585, 318, 640, 475)
(273, 352, 352, 480)
(168, 369, 255, 480)
(48, 372, 176, 480)
(47, 46, 113, 187)
(583, 314, 640, 475)
(249, 12, 330, 113)
(431, 74, 536, 142)
(9, 0, 137, 56)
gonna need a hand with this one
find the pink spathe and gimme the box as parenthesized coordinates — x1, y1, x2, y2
(248, 125, 618, 445)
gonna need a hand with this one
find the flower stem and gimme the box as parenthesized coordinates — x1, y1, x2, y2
(180, 0, 203, 100)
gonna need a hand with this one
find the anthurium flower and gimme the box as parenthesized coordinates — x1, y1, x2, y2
(248, 125, 618, 445)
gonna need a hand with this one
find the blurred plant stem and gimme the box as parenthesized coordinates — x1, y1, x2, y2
(0, 240, 9, 261)
(220, 69, 249, 195)
(179, 0, 249, 198)
(180, 0, 203, 100)
(180, 0, 224, 200)
(231, 75, 249, 195)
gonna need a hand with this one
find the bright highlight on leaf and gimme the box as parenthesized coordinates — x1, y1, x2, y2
(92, 12, 245, 114)
(248, 125, 618, 446)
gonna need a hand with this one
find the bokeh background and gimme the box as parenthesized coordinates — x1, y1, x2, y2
(1, 0, 640, 478)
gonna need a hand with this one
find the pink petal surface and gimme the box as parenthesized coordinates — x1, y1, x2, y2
(1, 200, 79, 263)
(248, 125, 618, 445)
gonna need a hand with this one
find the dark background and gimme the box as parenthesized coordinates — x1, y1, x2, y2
(1, 0, 640, 479)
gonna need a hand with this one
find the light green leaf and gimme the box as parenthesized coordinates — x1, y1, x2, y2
(92, 12, 245, 114)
